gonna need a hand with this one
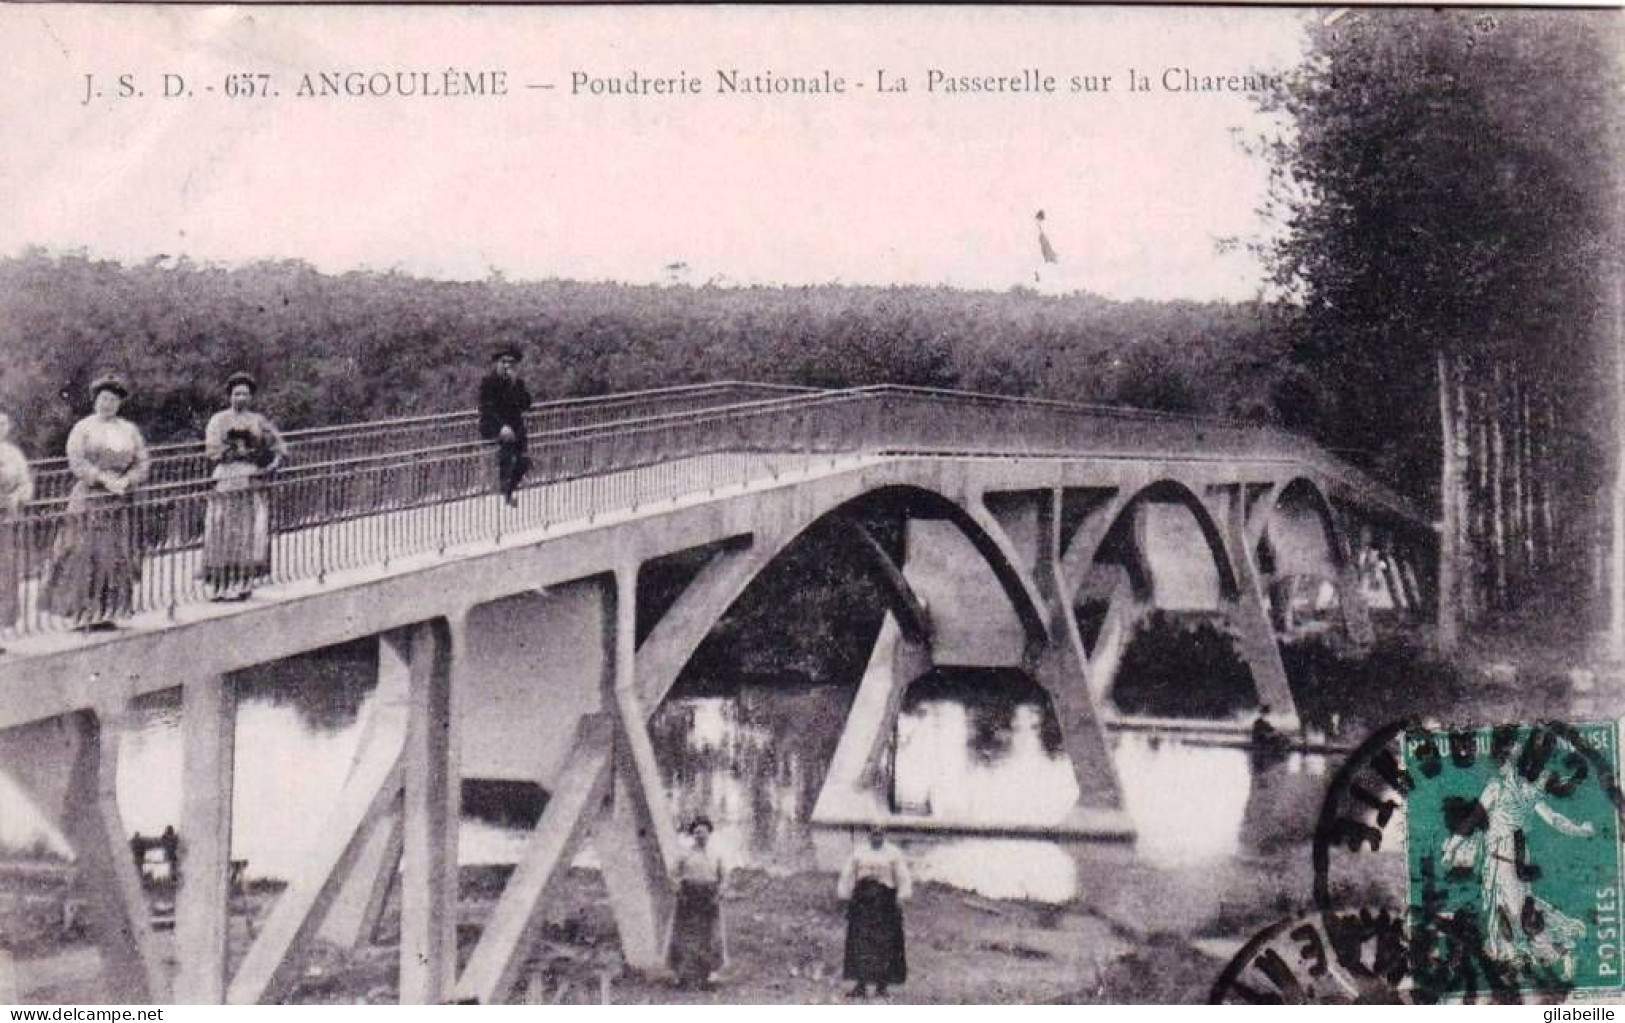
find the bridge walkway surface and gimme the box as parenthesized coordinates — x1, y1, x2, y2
(0, 449, 850, 667)
(0, 383, 1428, 644)
(0, 383, 1439, 1004)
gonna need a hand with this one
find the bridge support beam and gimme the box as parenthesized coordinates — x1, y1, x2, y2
(812, 613, 934, 824)
(1375, 536, 1411, 614)
(1057, 488, 1143, 709)
(1213, 487, 1297, 726)
(399, 618, 461, 1004)
(318, 797, 402, 951)
(1327, 508, 1376, 651)
(635, 537, 769, 709)
(174, 675, 236, 1003)
(836, 516, 931, 643)
(458, 566, 681, 996)
(1059, 491, 1132, 592)
(1333, 559, 1377, 649)
(228, 632, 411, 1004)
(1079, 567, 1144, 705)
(597, 567, 677, 972)
(0, 710, 165, 1002)
(455, 715, 611, 1004)
(1398, 547, 1429, 618)
(1024, 489, 1125, 813)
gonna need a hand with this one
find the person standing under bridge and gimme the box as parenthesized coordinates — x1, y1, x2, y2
(478, 345, 531, 507)
(666, 816, 729, 990)
(45, 374, 149, 630)
(202, 372, 287, 601)
(838, 824, 911, 998)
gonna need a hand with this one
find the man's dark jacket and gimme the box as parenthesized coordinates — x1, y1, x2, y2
(479, 373, 532, 445)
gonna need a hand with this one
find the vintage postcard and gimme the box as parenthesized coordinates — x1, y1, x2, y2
(0, 3, 1621, 1006)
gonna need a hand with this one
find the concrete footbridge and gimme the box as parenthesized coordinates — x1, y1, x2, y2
(0, 382, 1435, 1003)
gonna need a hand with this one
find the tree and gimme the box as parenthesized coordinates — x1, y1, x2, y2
(1254, 9, 1623, 648)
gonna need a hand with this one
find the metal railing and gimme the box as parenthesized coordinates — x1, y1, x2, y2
(26, 381, 815, 501)
(0, 385, 1418, 640)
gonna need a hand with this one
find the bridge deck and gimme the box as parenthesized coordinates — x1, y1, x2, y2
(0, 384, 1430, 647)
(1, 451, 843, 656)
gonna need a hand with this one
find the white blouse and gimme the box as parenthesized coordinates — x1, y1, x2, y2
(674, 846, 727, 887)
(65, 415, 149, 490)
(838, 841, 912, 899)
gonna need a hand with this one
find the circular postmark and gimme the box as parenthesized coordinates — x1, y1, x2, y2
(1209, 909, 1409, 1003)
(1303, 718, 1625, 1004)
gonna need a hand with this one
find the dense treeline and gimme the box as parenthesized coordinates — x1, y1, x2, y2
(1254, 9, 1622, 641)
(0, 250, 1291, 461)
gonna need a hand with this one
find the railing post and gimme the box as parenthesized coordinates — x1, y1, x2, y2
(436, 460, 448, 556)
(493, 458, 504, 544)
(317, 474, 329, 585)
(381, 471, 392, 569)
(166, 497, 180, 620)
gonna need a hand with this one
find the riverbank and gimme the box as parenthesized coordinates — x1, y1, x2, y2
(6, 864, 1227, 1004)
(6, 614, 1622, 1004)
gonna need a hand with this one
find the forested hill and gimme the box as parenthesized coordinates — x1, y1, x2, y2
(0, 250, 1295, 461)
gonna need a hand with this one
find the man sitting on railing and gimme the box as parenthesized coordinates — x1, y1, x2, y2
(479, 345, 532, 507)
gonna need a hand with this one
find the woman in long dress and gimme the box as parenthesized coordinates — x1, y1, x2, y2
(202, 372, 286, 600)
(838, 825, 911, 998)
(44, 375, 149, 629)
(1442, 757, 1596, 979)
(666, 816, 728, 990)
(0, 412, 35, 640)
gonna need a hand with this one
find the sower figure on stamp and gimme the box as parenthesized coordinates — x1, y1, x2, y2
(1441, 756, 1596, 980)
(478, 344, 532, 507)
(838, 824, 911, 999)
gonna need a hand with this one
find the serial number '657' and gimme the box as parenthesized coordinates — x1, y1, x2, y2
(80, 72, 276, 103)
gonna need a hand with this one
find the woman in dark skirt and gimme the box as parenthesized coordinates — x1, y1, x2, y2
(44, 375, 149, 629)
(838, 825, 912, 998)
(201, 372, 286, 600)
(666, 816, 728, 990)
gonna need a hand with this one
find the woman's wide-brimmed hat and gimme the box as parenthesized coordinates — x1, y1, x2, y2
(491, 344, 523, 362)
(225, 370, 258, 394)
(88, 373, 130, 399)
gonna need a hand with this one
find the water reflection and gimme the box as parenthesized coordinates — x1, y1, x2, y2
(893, 701, 1077, 824)
(651, 686, 851, 875)
(1113, 734, 1251, 865)
(117, 684, 381, 882)
(1, 657, 1328, 906)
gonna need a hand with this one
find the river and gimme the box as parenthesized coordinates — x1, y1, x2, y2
(0, 644, 1332, 905)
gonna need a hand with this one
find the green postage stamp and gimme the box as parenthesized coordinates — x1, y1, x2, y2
(1405, 721, 1625, 998)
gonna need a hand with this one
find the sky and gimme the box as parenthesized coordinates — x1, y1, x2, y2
(0, 6, 1312, 302)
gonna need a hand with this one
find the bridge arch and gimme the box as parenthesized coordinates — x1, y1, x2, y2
(1260, 476, 1350, 575)
(637, 481, 1053, 713)
(1079, 478, 1241, 608)
(863, 484, 1050, 643)
(1251, 475, 1383, 646)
